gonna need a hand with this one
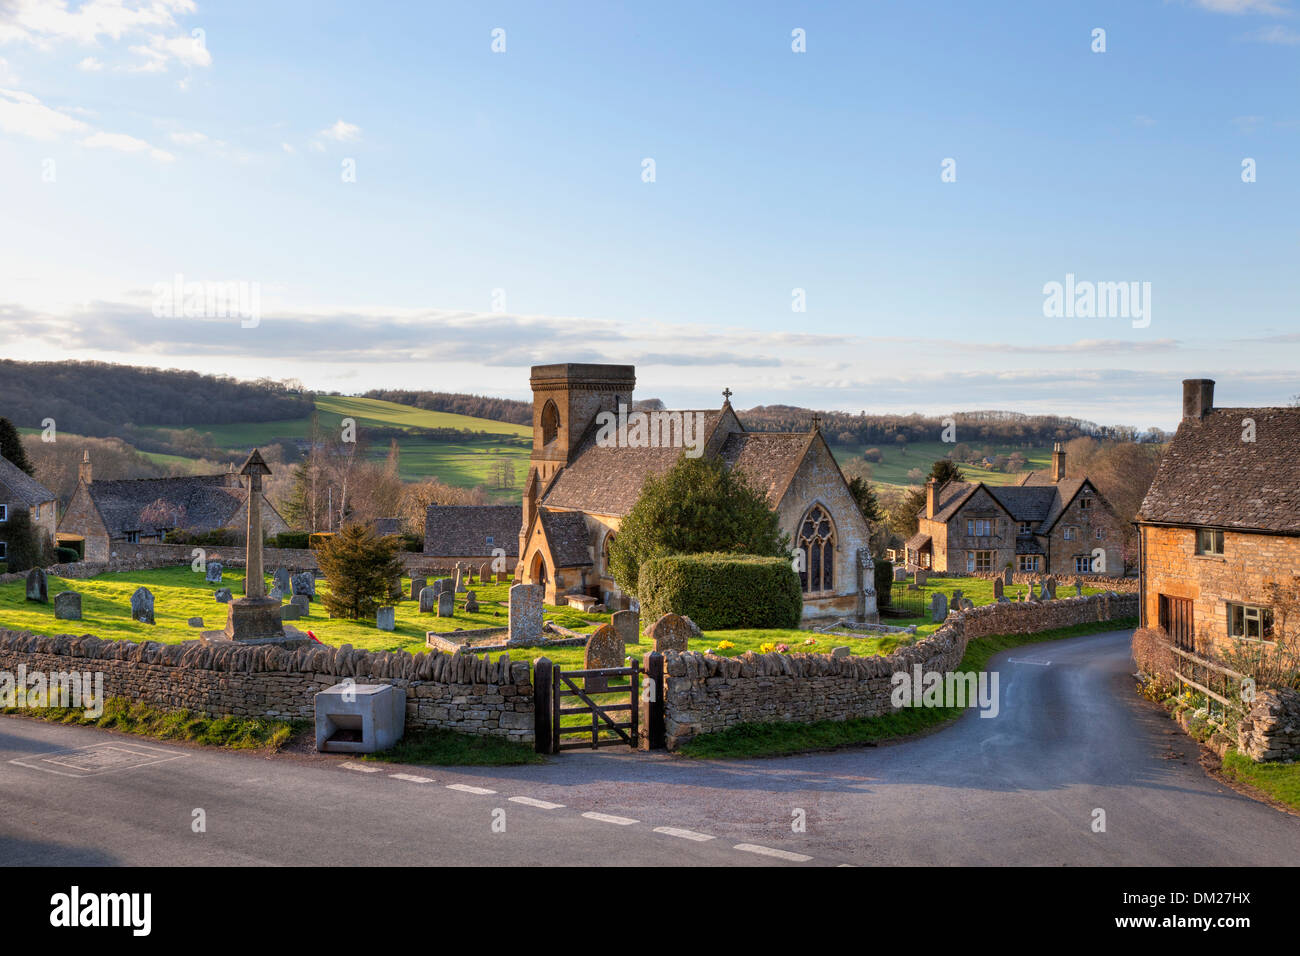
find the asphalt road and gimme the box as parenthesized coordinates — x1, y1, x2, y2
(2, 628, 1297, 866)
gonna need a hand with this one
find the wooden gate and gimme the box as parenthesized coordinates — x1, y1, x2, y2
(534, 654, 665, 753)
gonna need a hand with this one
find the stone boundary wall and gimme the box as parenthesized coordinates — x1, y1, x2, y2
(965, 571, 1139, 592)
(0, 629, 533, 741)
(661, 592, 1138, 748)
(1236, 687, 1300, 762)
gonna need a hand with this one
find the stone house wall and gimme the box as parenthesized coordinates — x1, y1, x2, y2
(1046, 488, 1124, 578)
(1140, 525, 1300, 657)
(0, 629, 534, 740)
(660, 592, 1138, 748)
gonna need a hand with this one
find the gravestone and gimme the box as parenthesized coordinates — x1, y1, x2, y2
(25, 568, 48, 604)
(205, 561, 223, 584)
(479, 562, 493, 583)
(377, 606, 396, 631)
(950, 589, 963, 607)
(131, 586, 155, 625)
(997, 595, 1010, 604)
(507, 584, 544, 645)
(1044, 576, 1057, 599)
(431, 578, 445, 596)
(188, 617, 204, 628)
(464, 590, 479, 613)
(291, 571, 315, 601)
(454, 569, 466, 593)
(1075, 579, 1084, 597)
(894, 567, 907, 582)
(583, 623, 624, 693)
(419, 586, 437, 613)
(612, 609, 639, 647)
(856, 548, 879, 624)
(930, 592, 948, 623)
(215, 588, 233, 603)
(960, 598, 975, 611)
(281, 604, 302, 621)
(497, 571, 509, 583)
(993, 578, 1004, 600)
(272, 568, 292, 595)
(645, 613, 692, 653)
(914, 570, 928, 586)
(268, 584, 286, 601)
(54, 591, 81, 621)
(437, 591, 454, 617)
(831, 645, 851, 659)
(290, 594, 310, 615)
(1002, 567, 1013, 586)
(410, 577, 427, 602)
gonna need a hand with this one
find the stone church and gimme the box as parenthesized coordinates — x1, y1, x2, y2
(513, 363, 872, 622)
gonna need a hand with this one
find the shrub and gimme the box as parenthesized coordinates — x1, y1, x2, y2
(308, 532, 335, 551)
(638, 552, 802, 630)
(54, 547, 80, 565)
(0, 507, 47, 573)
(1132, 627, 1178, 697)
(271, 531, 310, 550)
(317, 524, 405, 620)
(164, 528, 238, 546)
(874, 558, 893, 609)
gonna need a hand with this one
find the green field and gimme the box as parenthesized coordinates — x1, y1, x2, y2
(828, 439, 1054, 489)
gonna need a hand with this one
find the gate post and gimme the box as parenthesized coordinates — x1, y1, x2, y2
(645, 651, 666, 750)
(534, 657, 554, 754)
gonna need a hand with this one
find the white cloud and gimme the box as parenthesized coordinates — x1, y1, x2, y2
(168, 129, 207, 145)
(77, 56, 104, 71)
(319, 119, 361, 142)
(80, 129, 174, 162)
(0, 0, 198, 47)
(1190, 0, 1290, 13)
(0, 87, 88, 140)
(281, 142, 295, 153)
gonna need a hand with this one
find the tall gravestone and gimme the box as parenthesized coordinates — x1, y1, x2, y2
(612, 609, 639, 647)
(507, 584, 543, 645)
(54, 591, 81, 620)
(419, 586, 437, 613)
(479, 562, 493, 583)
(131, 586, 155, 624)
(437, 591, 454, 617)
(376, 606, 396, 631)
(993, 577, 1004, 600)
(25, 568, 48, 604)
(1002, 566, 1013, 586)
(930, 592, 948, 623)
(273, 567, 292, 595)
(856, 549, 879, 624)
(410, 576, 427, 602)
(454, 568, 467, 593)
(583, 623, 623, 693)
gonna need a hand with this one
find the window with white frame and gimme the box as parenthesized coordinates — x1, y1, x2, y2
(1018, 521, 1033, 534)
(966, 518, 992, 537)
(1228, 603, 1274, 643)
(1196, 529, 1224, 556)
(0, 504, 7, 522)
(1095, 527, 1105, 540)
(1017, 555, 1041, 572)
(966, 550, 994, 573)
(1064, 526, 1077, 541)
(1074, 555, 1091, 573)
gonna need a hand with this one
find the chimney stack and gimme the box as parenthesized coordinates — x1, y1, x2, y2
(926, 477, 939, 519)
(1051, 442, 1065, 483)
(1182, 379, 1215, 422)
(78, 450, 92, 485)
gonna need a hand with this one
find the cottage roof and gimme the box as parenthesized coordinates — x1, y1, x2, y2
(932, 477, 1096, 532)
(86, 474, 250, 537)
(1137, 406, 1300, 535)
(423, 504, 522, 557)
(905, 532, 932, 550)
(0, 455, 55, 507)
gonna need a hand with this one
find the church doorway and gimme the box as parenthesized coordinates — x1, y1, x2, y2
(530, 552, 549, 587)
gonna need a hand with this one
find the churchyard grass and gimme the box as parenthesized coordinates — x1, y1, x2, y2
(676, 617, 1139, 759)
(1218, 749, 1300, 813)
(1, 696, 300, 750)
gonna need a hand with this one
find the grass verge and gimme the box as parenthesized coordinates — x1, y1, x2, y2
(362, 727, 544, 766)
(1218, 749, 1300, 813)
(677, 617, 1138, 759)
(2, 696, 300, 750)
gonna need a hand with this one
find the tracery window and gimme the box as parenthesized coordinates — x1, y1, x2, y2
(798, 504, 835, 593)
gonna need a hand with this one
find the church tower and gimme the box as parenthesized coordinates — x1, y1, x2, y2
(526, 363, 636, 484)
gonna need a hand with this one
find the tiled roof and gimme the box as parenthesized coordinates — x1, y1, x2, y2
(424, 505, 522, 557)
(0, 455, 55, 507)
(372, 517, 405, 537)
(541, 411, 727, 516)
(718, 431, 810, 506)
(931, 481, 980, 522)
(986, 485, 1056, 524)
(1137, 406, 1300, 534)
(539, 509, 592, 567)
(905, 532, 932, 550)
(1015, 536, 1046, 555)
(87, 474, 247, 537)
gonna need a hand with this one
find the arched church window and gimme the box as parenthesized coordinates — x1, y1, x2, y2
(798, 504, 835, 593)
(541, 400, 560, 446)
(601, 531, 615, 573)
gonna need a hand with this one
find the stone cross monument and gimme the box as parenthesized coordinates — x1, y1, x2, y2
(242, 448, 270, 600)
(856, 548, 879, 624)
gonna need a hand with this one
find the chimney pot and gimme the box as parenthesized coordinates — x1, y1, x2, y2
(926, 477, 939, 519)
(1051, 443, 1066, 483)
(1182, 379, 1215, 422)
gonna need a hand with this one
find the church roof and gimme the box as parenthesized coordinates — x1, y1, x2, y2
(1137, 406, 1300, 535)
(85, 474, 250, 538)
(540, 410, 728, 517)
(424, 505, 522, 557)
(718, 432, 811, 506)
(538, 509, 592, 567)
(0, 454, 56, 507)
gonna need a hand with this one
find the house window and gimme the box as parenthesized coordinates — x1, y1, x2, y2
(1228, 604, 1274, 643)
(966, 518, 991, 537)
(966, 550, 993, 573)
(0, 540, 6, 559)
(1074, 555, 1092, 574)
(1079, 496, 1092, 511)
(1195, 529, 1224, 556)
(1018, 522, 1033, 535)
(0, 504, 7, 522)
(798, 504, 835, 593)
(33, 504, 39, 519)
(1017, 555, 1040, 572)
(1095, 528, 1105, 540)
(1064, 526, 1077, 541)
(125, 531, 140, 544)
(485, 535, 494, 546)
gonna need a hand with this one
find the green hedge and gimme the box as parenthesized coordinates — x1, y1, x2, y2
(638, 552, 802, 630)
(271, 531, 311, 550)
(54, 547, 80, 565)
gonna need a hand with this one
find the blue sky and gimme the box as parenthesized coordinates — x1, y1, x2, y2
(0, 0, 1296, 429)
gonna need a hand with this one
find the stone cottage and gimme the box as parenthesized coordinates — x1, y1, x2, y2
(0, 453, 58, 564)
(56, 451, 288, 562)
(511, 363, 872, 621)
(906, 443, 1124, 577)
(1137, 379, 1300, 657)
(423, 504, 521, 573)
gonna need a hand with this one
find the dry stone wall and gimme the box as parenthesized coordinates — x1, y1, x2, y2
(661, 592, 1137, 748)
(0, 629, 533, 741)
(1237, 687, 1300, 762)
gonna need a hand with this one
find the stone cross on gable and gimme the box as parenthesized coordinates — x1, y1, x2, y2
(722, 388, 733, 403)
(811, 414, 822, 431)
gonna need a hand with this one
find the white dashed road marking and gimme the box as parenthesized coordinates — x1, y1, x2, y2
(390, 773, 433, 784)
(653, 826, 715, 842)
(509, 796, 565, 809)
(734, 843, 813, 862)
(1007, 658, 1051, 666)
(447, 784, 497, 795)
(341, 762, 383, 773)
(582, 811, 639, 825)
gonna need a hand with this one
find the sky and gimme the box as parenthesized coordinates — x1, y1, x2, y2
(0, 0, 1297, 430)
